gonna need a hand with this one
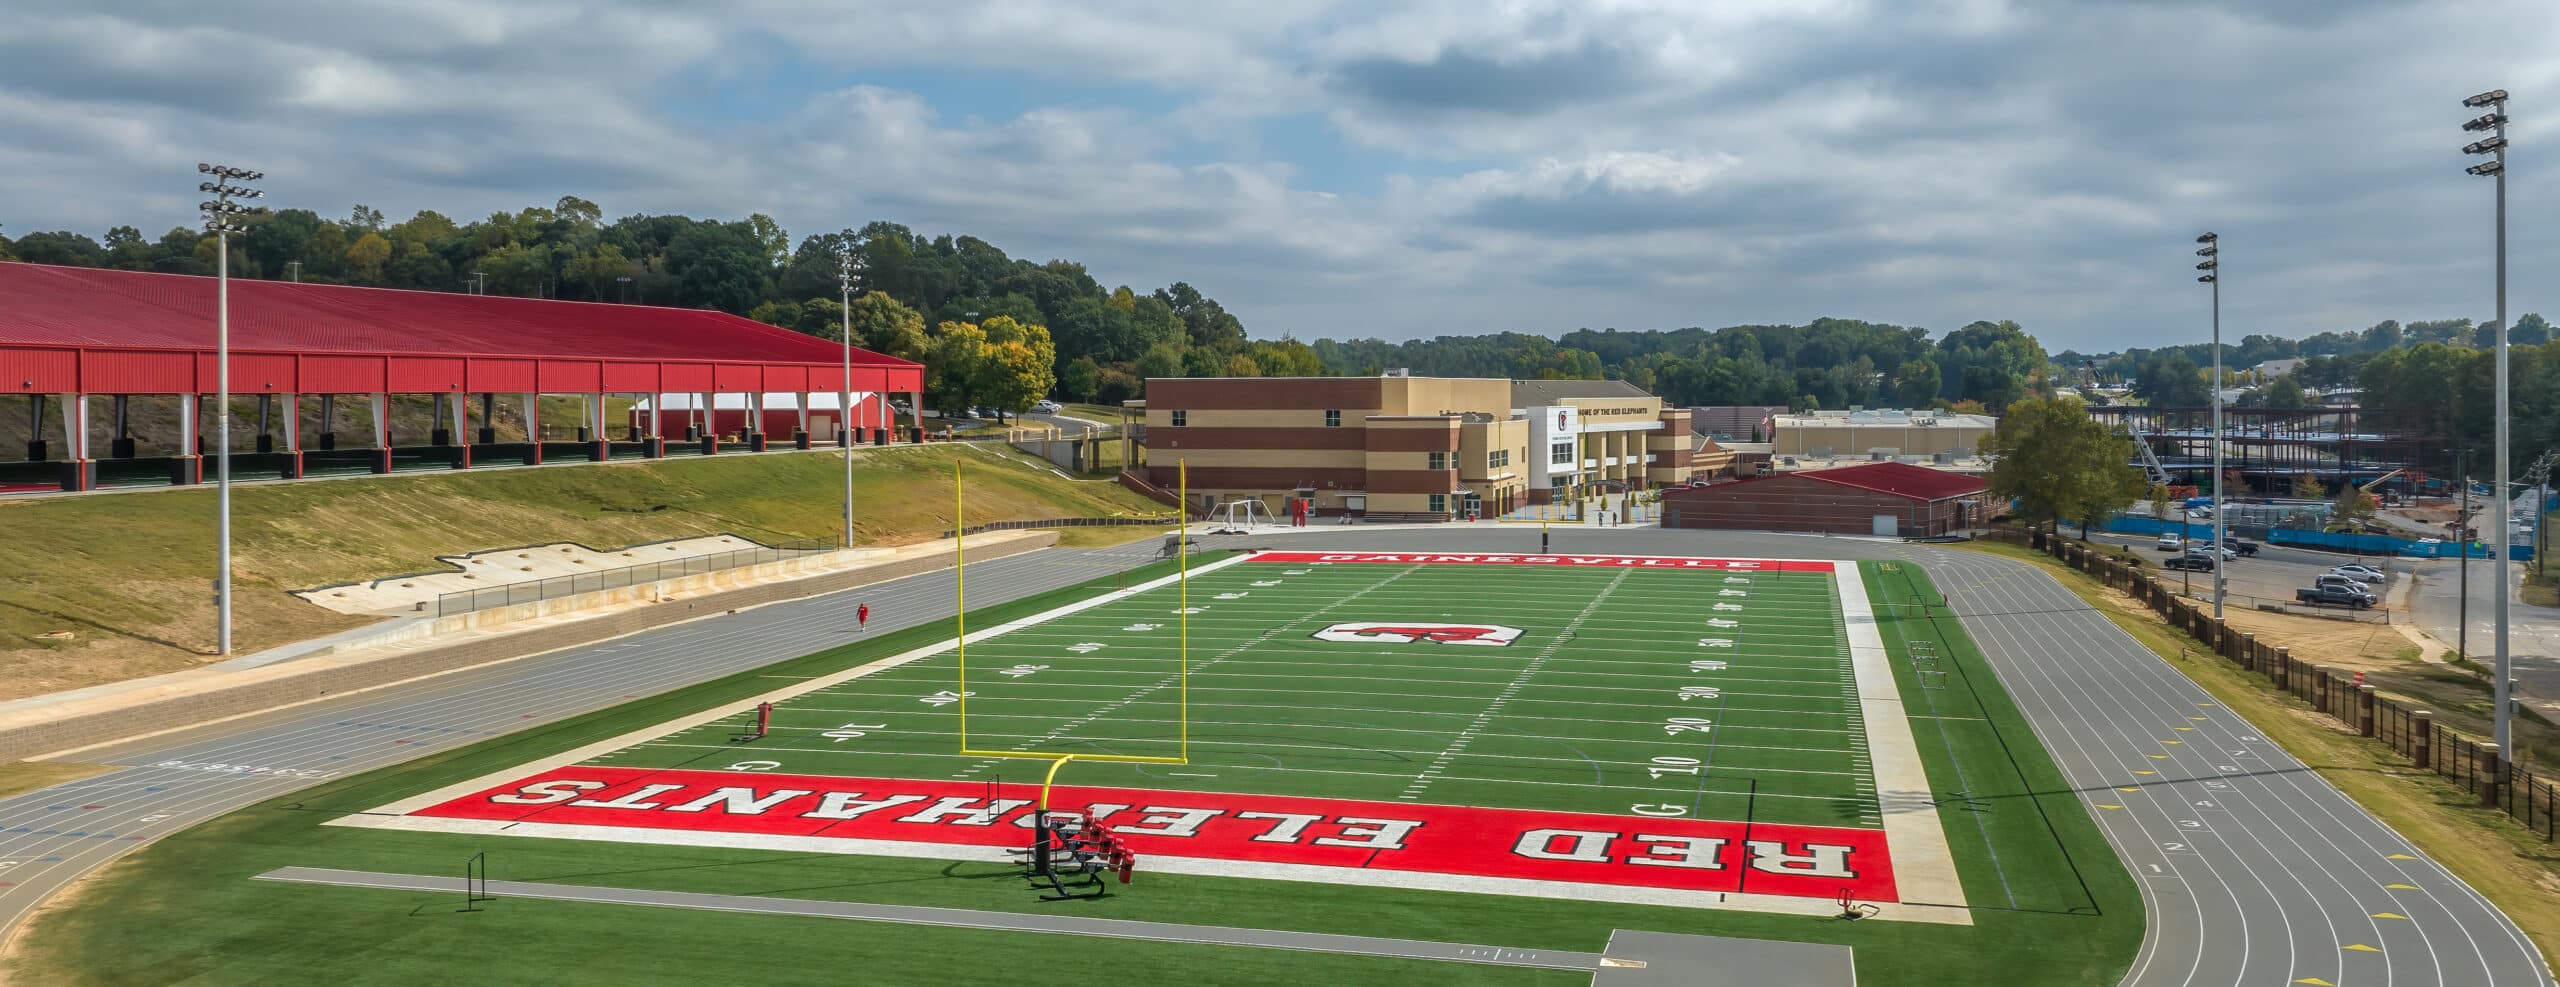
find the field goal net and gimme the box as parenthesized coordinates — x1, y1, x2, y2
(1209, 498, 1276, 533)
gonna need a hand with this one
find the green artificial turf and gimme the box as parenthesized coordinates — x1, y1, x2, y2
(9, 557, 2142, 986)
(592, 557, 1871, 827)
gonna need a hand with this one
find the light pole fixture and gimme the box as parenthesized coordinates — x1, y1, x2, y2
(2196, 232, 2225, 618)
(615, 275, 632, 304)
(2461, 87, 2514, 756)
(837, 248, 864, 549)
(198, 161, 263, 656)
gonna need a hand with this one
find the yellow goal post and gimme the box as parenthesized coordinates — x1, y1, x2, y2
(952, 457, 1191, 770)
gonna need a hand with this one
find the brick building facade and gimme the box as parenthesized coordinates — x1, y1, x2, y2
(1134, 375, 1694, 521)
(1658, 461, 1989, 537)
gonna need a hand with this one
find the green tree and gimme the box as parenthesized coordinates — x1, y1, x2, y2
(666, 222, 768, 313)
(2132, 352, 2209, 406)
(974, 316, 1058, 420)
(1059, 356, 1103, 403)
(1155, 282, 1245, 352)
(10, 230, 106, 266)
(1893, 359, 1941, 408)
(849, 293, 931, 362)
(103, 226, 153, 270)
(563, 244, 631, 301)
(2511, 313, 2552, 346)
(1051, 295, 1141, 363)
(1980, 395, 2145, 534)
(929, 319, 988, 413)
(1133, 341, 1185, 390)
(2252, 375, 2309, 409)
(345, 231, 392, 283)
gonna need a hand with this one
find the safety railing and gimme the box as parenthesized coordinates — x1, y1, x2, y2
(432, 538, 836, 617)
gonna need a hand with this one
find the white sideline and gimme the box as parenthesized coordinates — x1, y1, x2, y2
(339, 550, 1971, 923)
(353, 552, 1256, 816)
(1834, 560, 1968, 908)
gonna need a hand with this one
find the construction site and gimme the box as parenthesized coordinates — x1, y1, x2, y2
(2095, 404, 2448, 498)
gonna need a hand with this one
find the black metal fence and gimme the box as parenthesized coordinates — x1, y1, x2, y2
(433, 538, 835, 617)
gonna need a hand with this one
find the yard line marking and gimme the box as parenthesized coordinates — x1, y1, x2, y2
(1004, 564, 1430, 761)
(1403, 570, 1632, 800)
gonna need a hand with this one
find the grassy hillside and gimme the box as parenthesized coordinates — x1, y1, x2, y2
(0, 445, 1168, 700)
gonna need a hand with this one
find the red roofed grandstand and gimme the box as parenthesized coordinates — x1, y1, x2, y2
(1658, 461, 1989, 537)
(1, 263, 923, 492)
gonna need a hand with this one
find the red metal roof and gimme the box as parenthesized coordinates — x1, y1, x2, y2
(0, 263, 901, 362)
(1791, 461, 1987, 501)
(1669, 460, 1986, 503)
(0, 263, 921, 396)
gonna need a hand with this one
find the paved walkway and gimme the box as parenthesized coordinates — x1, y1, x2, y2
(254, 867, 1606, 973)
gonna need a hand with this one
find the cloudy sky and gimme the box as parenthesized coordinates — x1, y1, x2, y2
(2, 0, 2554, 351)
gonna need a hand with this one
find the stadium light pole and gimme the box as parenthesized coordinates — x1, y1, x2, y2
(198, 162, 263, 656)
(838, 248, 863, 549)
(2462, 88, 2513, 754)
(2196, 232, 2224, 618)
(615, 275, 632, 304)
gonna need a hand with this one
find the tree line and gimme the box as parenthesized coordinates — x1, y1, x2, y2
(3, 205, 2059, 414)
(1313, 318, 2052, 411)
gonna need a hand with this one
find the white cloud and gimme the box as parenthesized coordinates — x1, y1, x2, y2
(1, 0, 2557, 351)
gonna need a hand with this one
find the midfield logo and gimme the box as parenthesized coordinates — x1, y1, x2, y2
(1312, 622, 1523, 647)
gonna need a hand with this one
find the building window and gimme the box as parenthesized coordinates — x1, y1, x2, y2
(1488, 449, 1508, 468)
(1170, 410, 1186, 427)
(1429, 494, 1446, 513)
(1428, 451, 1448, 470)
(1551, 442, 1574, 465)
(1324, 409, 1341, 427)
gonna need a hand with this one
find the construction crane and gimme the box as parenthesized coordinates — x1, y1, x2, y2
(2135, 432, 2171, 487)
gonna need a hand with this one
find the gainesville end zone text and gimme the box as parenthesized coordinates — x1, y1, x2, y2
(417, 766, 1897, 902)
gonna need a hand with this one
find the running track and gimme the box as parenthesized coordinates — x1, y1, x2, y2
(0, 528, 2548, 986)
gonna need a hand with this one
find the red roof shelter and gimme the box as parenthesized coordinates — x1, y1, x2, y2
(0, 263, 924, 491)
(1659, 461, 1990, 537)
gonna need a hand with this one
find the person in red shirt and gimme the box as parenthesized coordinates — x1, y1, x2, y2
(857, 603, 869, 631)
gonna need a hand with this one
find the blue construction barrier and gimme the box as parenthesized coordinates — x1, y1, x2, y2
(2264, 527, 2524, 560)
(2100, 514, 2521, 560)
(2102, 516, 2206, 538)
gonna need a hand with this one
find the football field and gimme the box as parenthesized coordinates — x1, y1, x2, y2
(352, 550, 1963, 919)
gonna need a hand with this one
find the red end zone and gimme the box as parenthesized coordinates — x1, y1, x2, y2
(1249, 551, 1836, 572)
(413, 766, 1897, 902)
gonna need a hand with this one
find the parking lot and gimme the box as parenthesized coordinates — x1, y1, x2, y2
(2076, 528, 2407, 620)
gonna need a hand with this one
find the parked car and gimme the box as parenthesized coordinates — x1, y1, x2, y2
(2163, 555, 2216, 571)
(1033, 399, 1063, 414)
(2230, 539, 2260, 557)
(2296, 584, 2375, 610)
(2186, 508, 2214, 519)
(2157, 534, 2185, 552)
(2186, 544, 2238, 561)
(2312, 575, 2381, 602)
(2328, 564, 2386, 583)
